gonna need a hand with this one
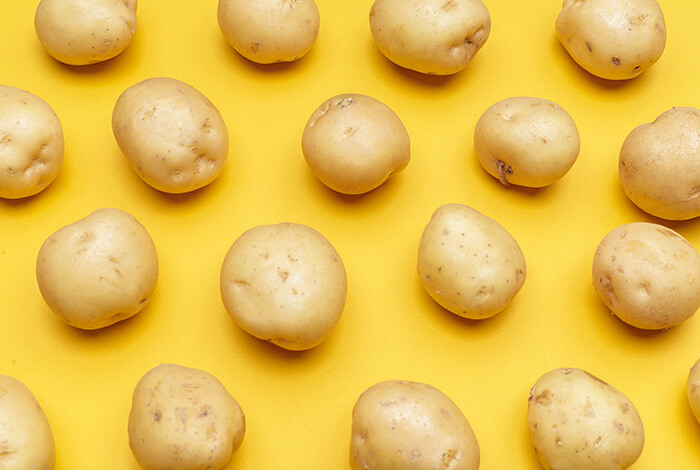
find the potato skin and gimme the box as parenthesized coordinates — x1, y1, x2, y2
(688, 359, 700, 424)
(350, 380, 479, 470)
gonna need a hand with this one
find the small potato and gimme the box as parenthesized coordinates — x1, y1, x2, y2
(528, 367, 644, 470)
(36, 207, 159, 330)
(688, 359, 700, 424)
(619, 107, 700, 220)
(128, 364, 245, 470)
(0, 86, 64, 199)
(35, 0, 137, 65)
(350, 379, 479, 470)
(220, 222, 347, 350)
(217, 0, 319, 64)
(417, 203, 526, 319)
(474, 97, 580, 188)
(555, 0, 666, 80)
(369, 0, 491, 75)
(592, 222, 700, 330)
(0, 375, 55, 470)
(302, 93, 410, 195)
(112, 77, 229, 194)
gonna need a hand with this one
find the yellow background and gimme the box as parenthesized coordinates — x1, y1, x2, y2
(1, 0, 699, 468)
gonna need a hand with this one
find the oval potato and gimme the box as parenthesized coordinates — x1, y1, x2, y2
(688, 359, 700, 424)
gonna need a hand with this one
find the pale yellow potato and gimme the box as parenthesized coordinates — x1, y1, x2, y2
(350, 379, 480, 470)
(0, 375, 55, 470)
(217, 0, 319, 64)
(302, 93, 410, 194)
(0, 86, 64, 199)
(474, 96, 580, 188)
(555, 0, 666, 80)
(35, 0, 137, 65)
(220, 222, 347, 350)
(128, 364, 245, 470)
(592, 222, 700, 330)
(369, 0, 491, 75)
(417, 203, 526, 319)
(688, 359, 700, 424)
(619, 107, 700, 220)
(36, 207, 159, 330)
(528, 368, 644, 470)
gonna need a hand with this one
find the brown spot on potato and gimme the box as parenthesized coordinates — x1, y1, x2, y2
(612, 56, 621, 66)
(534, 389, 552, 406)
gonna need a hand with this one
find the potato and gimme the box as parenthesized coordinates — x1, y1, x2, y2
(35, 0, 137, 65)
(555, 0, 666, 80)
(0, 86, 64, 199)
(0, 375, 55, 470)
(217, 0, 319, 64)
(369, 0, 491, 75)
(112, 77, 229, 194)
(417, 203, 526, 319)
(474, 96, 580, 188)
(350, 379, 479, 470)
(301, 93, 410, 194)
(688, 359, 700, 424)
(128, 364, 245, 470)
(619, 107, 700, 220)
(36, 207, 159, 330)
(220, 222, 347, 350)
(528, 367, 644, 470)
(592, 222, 700, 330)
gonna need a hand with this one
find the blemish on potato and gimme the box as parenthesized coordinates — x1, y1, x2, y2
(611, 56, 621, 66)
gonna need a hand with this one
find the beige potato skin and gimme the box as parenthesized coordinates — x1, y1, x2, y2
(128, 364, 245, 470)
(0, 375, 55, 470)
(555, 0, 666, 80)
(302, 93, 410, 195)
(417, 203, 526, 319)
(220, 222, 347, 350)
(35, 0, 137, 66)
(619, 107, 700, 221)
(350, 379, 480, 470)
(36, 207, 159, 330)
(688, 359, 700, 424)
(112, 77, 229, 194)
(217, 0, 319, 64)
(0, 86, 64, 199)
(369, 0, 491, 75)
(592, 222, 700, 330)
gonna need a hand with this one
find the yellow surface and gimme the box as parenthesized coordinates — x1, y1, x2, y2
(1, 1, 699, 468)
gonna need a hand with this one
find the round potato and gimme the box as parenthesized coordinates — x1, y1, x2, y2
(350, 379, 479, 470)
(112, 77, 229, 194)
(128, 364, 245, 470)
(555, 0, 666, 80)
(417, 203, 526, 319)
(217, 0, 319, 64)
(474, 96, 580, 188)
(688, 359, 700, 424)
(0, 86, 64, 199)
(369, 0, 490, 75)
(0, 375, 55, 470)
(220, 222, 347, 350)
(301, 93, 410, 195)
(619, 107, 700, 220)
(36, 207, 159, 330)
(35, 0, 137, 65)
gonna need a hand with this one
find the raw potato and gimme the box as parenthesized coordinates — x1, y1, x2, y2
(417, 203, 526, 319)
(592, 222, 700, 330)
(350, 380, 479, 470)
(128, 364, 245, 470)
(474, 96, 580, 188)
(35, 0, 137, 65)
(36, 207, 159, 330)
(688, 359, 700, 424)
(220, 222, 347, 350)
(302, 93, 410, 194)
(112, 77, 229, 194)
(555, 0, 666, 80)
(619, 107, 700, 220)
(217, 0, 319, 64)
(0, 86, 64, 199)
(369, 0, 491, 75)
(528, 368, 644, 470)
(0, 375, 55, 470)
